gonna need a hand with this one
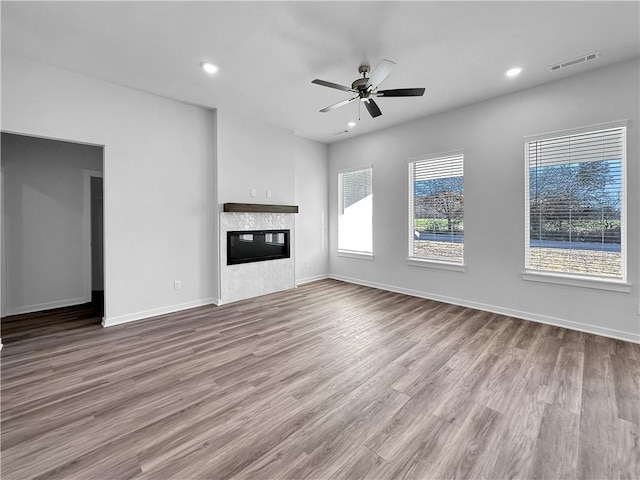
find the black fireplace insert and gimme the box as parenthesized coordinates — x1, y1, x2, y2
(227, 229, 290, 265)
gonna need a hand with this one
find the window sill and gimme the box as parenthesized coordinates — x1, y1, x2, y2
(338, 251, 374, 261)
(521, 270, 631, 293)
(406, 258, 466, 272)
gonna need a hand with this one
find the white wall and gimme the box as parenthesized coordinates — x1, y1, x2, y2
(295, 137, 329, 283)
(329, 59, 640, 342)
(217, 110, 295, 205)
(1, 134, 103, 315)
(1, 56, 218, 325)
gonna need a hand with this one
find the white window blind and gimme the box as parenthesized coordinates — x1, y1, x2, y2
(338, 166, 373, 255)
(525, 125, 626, 280)
(408, 153, 464, 264)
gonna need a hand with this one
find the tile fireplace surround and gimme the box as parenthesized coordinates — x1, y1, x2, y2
(219, 211, 295, 304)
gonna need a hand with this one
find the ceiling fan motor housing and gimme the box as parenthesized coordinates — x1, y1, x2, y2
(352, 65, 371, 91)
(351, 77, 369, 91)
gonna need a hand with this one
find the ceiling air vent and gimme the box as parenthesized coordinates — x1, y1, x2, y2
(549, 52, 601, 72)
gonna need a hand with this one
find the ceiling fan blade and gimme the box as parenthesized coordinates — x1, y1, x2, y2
(319, 96, 358, 113)
(312, 79, 356, 93)
(365, 59, 396, 91)
(377, 88, 425, 97)
(364, 98, 382, 118)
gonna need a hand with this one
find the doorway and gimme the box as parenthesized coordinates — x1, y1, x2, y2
(1, 133, 104, 342)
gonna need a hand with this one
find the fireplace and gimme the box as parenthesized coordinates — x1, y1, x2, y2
(227, 229, 290, 265)
(220, 210, 295, 304)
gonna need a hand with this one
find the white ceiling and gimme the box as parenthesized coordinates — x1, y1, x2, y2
(2, 1, 639, 144)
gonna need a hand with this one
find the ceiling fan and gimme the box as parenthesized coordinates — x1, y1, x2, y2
(312, 59, 425, 118)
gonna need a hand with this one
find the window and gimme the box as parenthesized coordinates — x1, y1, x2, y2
(408, 152, 464, 264)
(338, 166, 373, 256)
(525, 123, 626, 282)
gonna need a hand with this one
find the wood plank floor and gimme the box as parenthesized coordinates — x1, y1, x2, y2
(1, 279, 638, 479)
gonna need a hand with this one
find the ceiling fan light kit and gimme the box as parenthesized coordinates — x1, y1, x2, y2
(312, 59, 425, 119)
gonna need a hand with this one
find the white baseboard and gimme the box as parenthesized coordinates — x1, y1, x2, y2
(6, 296, 90, 316)
(296, 274, 330, 286)
(102, 297, 218, 328)
(329, 274, 640, 344)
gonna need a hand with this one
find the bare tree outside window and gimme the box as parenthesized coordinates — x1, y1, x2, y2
(409, 153, 464, 264)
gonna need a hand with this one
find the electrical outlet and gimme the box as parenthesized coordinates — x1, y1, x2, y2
(250, 189, 256, 197)
(266, 190, 272, 198)
(304, 261, 309, 268)
(174, 280, 181, 290)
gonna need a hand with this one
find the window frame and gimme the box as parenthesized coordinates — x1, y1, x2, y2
(407, 150, 466, 271)
(337, 164, 374, 259)
(522, 120, 630, 291)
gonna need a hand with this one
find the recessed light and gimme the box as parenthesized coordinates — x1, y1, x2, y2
(347, 121, 356, 128)
(200, 62, 219, 74)
(505, 67, 522, 77)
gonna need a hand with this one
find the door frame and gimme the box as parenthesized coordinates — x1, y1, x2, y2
(1, 165, 6, 317)
(1, 165, 5, 349)
(83, 169, 104, 307)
